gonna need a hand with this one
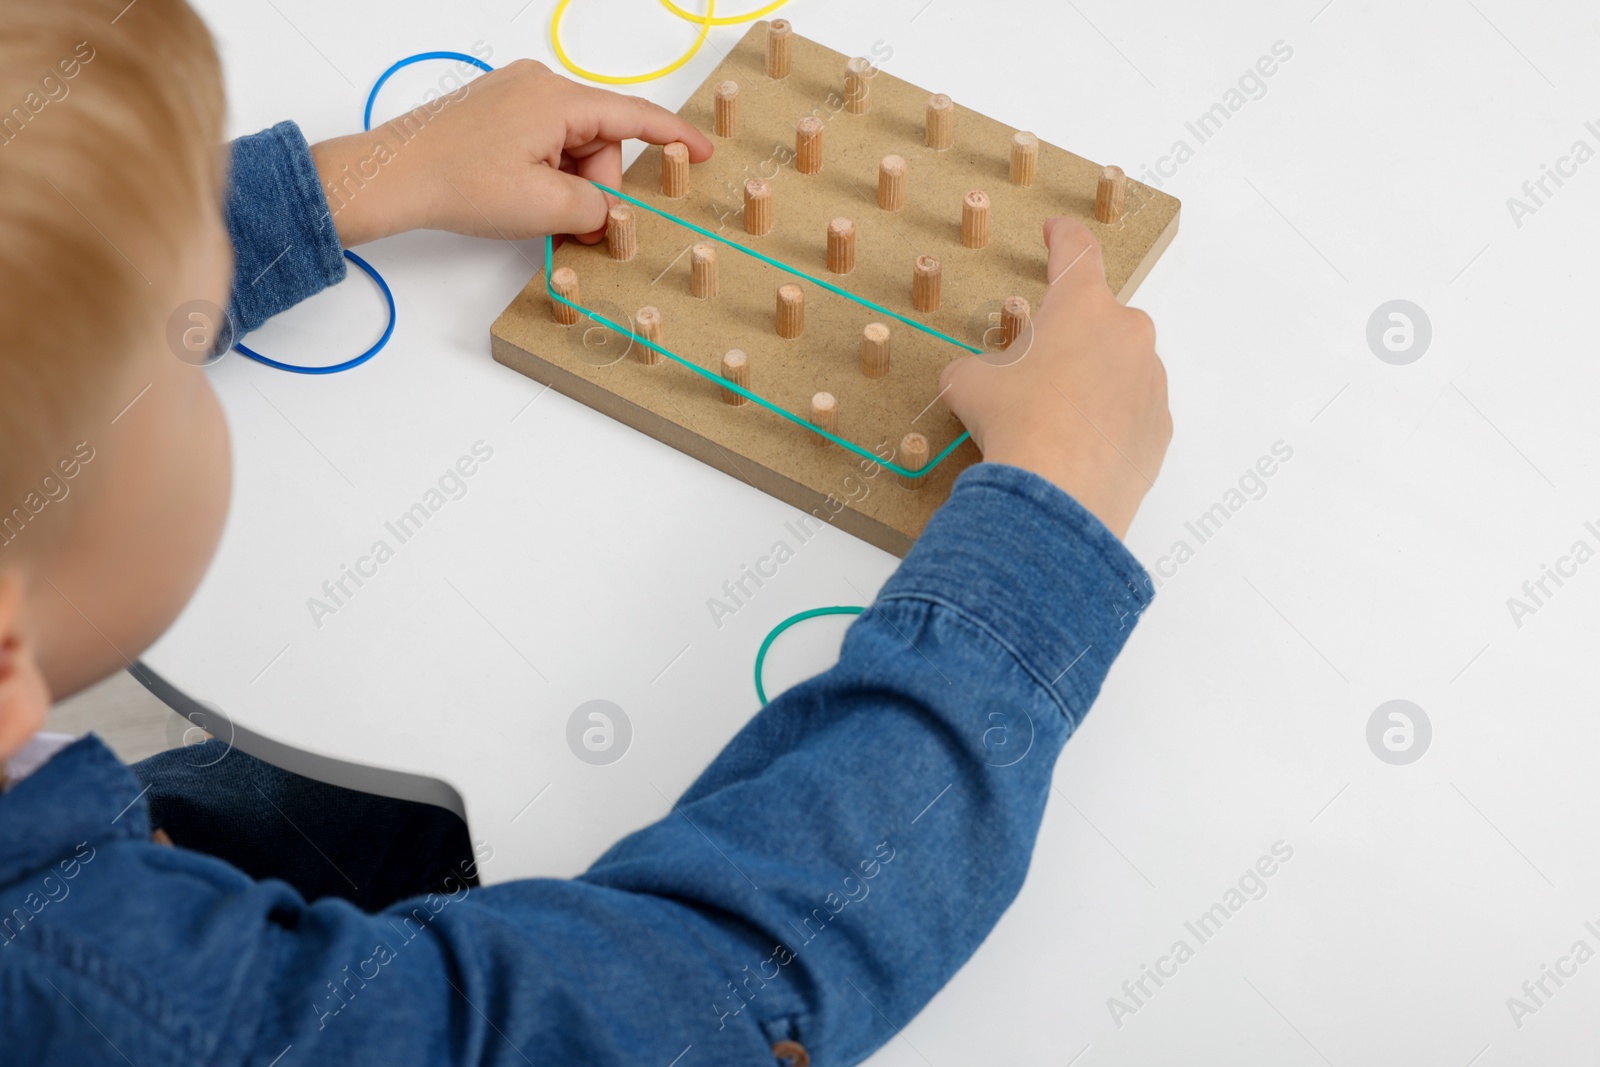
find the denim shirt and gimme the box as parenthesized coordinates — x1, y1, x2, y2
(0, 122, 1155, 1066)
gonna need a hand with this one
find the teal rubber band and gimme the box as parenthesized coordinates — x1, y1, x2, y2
(593, 182, 982, 353)
(754, 606, 865, 705)
(543, 183, 979, 478)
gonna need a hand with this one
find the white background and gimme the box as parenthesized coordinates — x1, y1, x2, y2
(150, 0, 1600, 1063)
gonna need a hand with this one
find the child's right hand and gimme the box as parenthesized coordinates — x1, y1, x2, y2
(311, 60, 714, 248)
(939, 218, 1172, 540)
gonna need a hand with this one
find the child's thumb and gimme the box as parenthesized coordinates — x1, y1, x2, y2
(533, 167, 610, 239)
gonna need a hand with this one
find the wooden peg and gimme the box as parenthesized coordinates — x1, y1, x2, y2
(1010, 131, 1038, 187)
(845, 57, 873, 114)
(878, 155, 906, 211)
(796, 116, 824, 175)
(926, 93, 954, 150)
(810, 391, 838, 442)
(633, 306, 663, 365)
(766, 19, 792, 79)
(827, 217, 856, 274)
(744, 178, 773, 236)
(720, 349, 749, 406)
(606, 205, 636, 261)
(898, 432, 929, 489)
(691, 243, 718, 299)
(861, 322, 891, 379)
(1095, 165, 1126, 223)
(1001, 296, 1031, 346)
(911, 255, 941, 312)
(961, 190, 990, 249)
(549, 267, 580, 326)
(662, 141, 689, 198)
(776, 284, 805, 339)
(714, 80, 740, 137)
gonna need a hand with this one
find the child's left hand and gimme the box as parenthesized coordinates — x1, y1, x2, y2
(309, 59, 715, 247)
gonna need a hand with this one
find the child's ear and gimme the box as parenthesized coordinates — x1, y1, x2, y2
(0, 571, 52, 763)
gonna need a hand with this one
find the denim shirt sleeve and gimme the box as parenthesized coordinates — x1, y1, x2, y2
(222, 121, 346, 343)
(1, 465, 1153, 1067)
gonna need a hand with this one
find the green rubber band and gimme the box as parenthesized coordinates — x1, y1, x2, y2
(754, 605, 865, 705)
(543, 182, 980, 479)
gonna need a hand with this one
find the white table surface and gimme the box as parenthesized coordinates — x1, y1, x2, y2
(145, 0, 1600, 1062)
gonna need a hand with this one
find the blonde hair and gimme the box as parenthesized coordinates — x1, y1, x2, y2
(0, 0, 224, 551)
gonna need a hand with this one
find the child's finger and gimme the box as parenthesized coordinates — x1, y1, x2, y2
(532, 165, 611, 241)
(569, 86, 715, 162)
(938, 353, 978, 399)
(1040, 217, 1108, 305)
(560, 142, 622, 244)
(571, 139, 624, 191)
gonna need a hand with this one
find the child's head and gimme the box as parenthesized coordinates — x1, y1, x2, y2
(0, 0, 235, 758)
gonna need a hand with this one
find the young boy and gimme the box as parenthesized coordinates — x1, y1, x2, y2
(0, 0, 1170, 1063)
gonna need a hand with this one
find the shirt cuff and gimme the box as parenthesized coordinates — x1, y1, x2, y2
(223, 120, 347, 343)
(875, 463, 1155, 726)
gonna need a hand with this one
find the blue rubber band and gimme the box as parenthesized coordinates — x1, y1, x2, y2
(545, 185, 978, 479)
(233, 48, 475, 375)
(755, 606, 865, 705)
(234, 250, 397, 375)
(363, 50, 496, 133)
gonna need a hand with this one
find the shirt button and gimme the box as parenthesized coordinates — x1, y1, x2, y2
(771, 1040, 810, 1067)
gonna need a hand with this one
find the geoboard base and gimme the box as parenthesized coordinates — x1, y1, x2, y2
(491, 21, 1179, 557)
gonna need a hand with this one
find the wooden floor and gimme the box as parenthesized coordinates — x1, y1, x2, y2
(46, 669, 180, 764)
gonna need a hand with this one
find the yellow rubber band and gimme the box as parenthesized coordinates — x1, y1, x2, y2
(550, 0, 717, 85)
(657, 0, 790, 26)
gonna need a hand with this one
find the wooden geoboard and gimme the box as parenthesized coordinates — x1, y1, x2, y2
(491, 20, 1180, 556)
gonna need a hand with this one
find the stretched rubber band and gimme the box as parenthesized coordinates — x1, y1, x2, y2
(551, 0, 717, 85)
(234, 251, 397, 375)
(755, 606, 864, 705)
(363, 50, 495, 133)
(596, 183, 980, 352)
(545, 184, 977, 477)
